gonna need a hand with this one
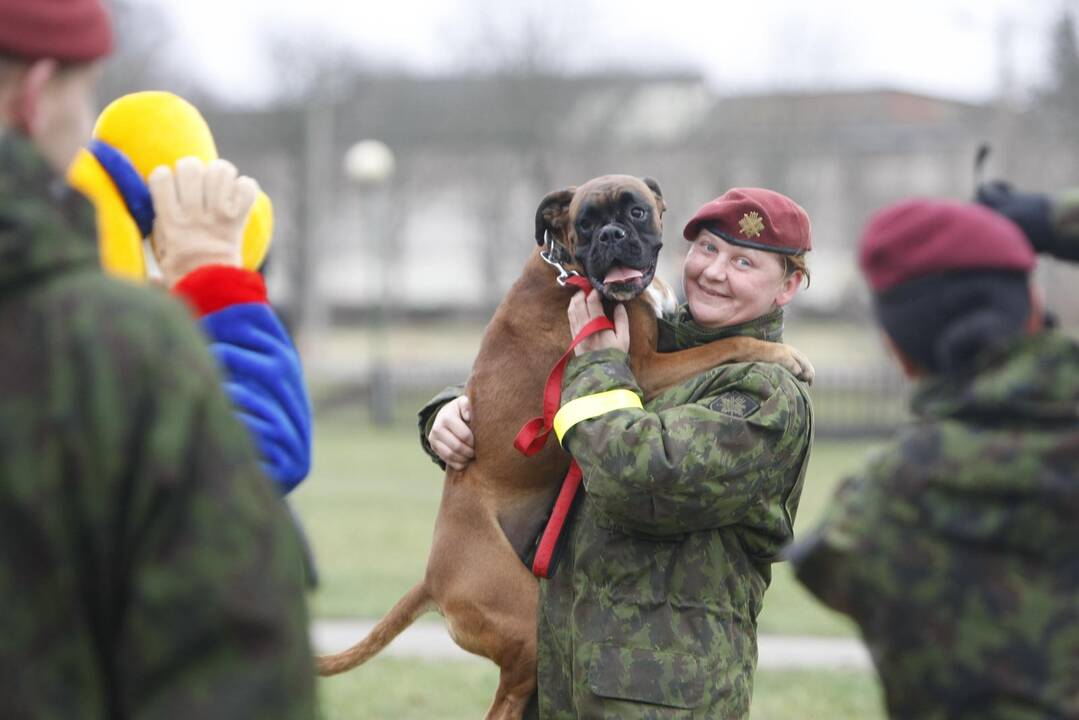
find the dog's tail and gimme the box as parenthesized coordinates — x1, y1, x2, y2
(316, 582, 434, 676)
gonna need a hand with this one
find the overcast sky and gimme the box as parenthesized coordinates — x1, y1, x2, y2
(149, 0, 1073, 104)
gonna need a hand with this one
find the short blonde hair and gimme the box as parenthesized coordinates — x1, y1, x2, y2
(783, 254, 811, 288)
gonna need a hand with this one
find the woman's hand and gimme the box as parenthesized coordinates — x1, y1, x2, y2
(568, 289, 630, 356)
(428, 396, 475, 470)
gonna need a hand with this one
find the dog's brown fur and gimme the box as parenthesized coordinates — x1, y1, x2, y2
(316, 176, 812, 720)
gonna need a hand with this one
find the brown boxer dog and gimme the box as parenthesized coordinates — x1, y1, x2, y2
(316, 176, 813, 719)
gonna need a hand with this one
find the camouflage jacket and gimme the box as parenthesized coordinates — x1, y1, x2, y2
(542, 307, 813, 719)
(789, 331, 1079, 720)
(0, 132, 317, 719)
(1054, 187, 1079, 245)
(418, 306, 814, 719)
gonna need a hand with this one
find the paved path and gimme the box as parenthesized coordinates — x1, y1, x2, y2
(312, 619, 872, 670)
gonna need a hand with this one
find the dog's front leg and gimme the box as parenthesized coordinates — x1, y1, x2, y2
(624, 301, 813, 400)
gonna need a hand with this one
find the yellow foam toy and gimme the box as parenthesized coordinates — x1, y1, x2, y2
(66, 91, 273, 281)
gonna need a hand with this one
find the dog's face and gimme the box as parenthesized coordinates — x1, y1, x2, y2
(534, 175, 665, 301)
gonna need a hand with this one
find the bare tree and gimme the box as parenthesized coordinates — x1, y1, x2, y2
(1032, 7, 1079, 325)
(1043, 9, 1079, 121)
(439, 0, 593, 76)
(426, 0, 607, 307)
(99, 0, 206, 105)
(260, 25, 380, 107)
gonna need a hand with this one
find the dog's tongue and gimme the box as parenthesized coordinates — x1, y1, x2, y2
(604, 265, 644, 284)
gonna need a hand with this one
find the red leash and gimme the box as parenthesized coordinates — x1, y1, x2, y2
(513, 275, 613, 578)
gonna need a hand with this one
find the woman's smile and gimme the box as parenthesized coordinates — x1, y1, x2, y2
(682, 230, 799, 328)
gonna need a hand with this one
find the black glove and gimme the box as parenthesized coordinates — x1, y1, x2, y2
(975, 181, 1064, 257)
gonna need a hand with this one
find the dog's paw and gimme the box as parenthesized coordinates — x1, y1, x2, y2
(778, 344, 815, 386)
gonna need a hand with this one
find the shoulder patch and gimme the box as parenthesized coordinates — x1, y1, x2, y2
(710, 390, 760, 418)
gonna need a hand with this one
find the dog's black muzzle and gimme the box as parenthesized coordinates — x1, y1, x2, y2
(580, 223, 662, 301)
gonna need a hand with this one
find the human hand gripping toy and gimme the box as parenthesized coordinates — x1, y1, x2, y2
(66, 91, 311, 493)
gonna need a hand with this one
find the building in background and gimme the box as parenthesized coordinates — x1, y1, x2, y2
(190, 73, 1076, 434)
(202, 76, 1020, 322)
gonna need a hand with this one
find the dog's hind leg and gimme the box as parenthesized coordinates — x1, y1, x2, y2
(486, 655, 537, 720)
(447, 562, 536, 720)
(429, 496, 539, 720)
(482, 558, 538, 720)
(438, 559, 538, 720)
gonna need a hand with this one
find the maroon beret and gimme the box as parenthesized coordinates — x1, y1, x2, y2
(0, 0, 112, 62)
(859, 198, 1036, 293)
(682, 187, 812, 256)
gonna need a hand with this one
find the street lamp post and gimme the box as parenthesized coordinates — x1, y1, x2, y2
(344, 140, 397, 426)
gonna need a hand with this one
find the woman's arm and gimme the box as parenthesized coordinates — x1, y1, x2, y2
(417, 385, 467, 469)
(787, 449, 903, 619)
(560, 348, 811, 539)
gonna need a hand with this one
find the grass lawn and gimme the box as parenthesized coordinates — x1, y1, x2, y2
(293, 410, 888, 718)
(752, 669, 885, 719)
(291, 410, 881, 636)
(316, 657, 885, 719)
(292, 410, 444, 619)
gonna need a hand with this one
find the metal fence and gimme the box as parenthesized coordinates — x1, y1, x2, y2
(807, 365, 912, 438)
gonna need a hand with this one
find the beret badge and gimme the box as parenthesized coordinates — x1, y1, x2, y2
(739, 211, 765, 238)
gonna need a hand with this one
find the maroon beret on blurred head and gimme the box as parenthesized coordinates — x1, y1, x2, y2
(859, 198, 1036, 293)
(682, 187, 812, 256)
(0, 0, 112, 62)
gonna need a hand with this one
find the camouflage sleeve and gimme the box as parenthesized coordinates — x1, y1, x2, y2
(417, 383, 466, 469)
(785, 471, 880, 616)
(116, 306, 317, 719)
(560, 348, 810, 539)
(786, 438, 905, 618)
(1053, 187, 1079, 250)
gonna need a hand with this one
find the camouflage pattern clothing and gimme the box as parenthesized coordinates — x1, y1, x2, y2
(1055, 187, 1079, 254)
(419, 306, 814, 719)
(543, 306, 813, 719)
(0, 132, 318, 719)
(789, 330, 1079, 720)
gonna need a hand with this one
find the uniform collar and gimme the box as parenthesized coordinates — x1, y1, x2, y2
(911, 331, 1079, 424)
(0, 132, 98, 291)
(658, 305, 785, 351)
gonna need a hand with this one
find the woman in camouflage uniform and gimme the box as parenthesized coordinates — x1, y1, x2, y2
(789, 196, 1079, 719)
(423, 188, 815, 718)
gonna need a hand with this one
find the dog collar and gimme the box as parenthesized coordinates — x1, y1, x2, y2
(539, 232, 582, 286)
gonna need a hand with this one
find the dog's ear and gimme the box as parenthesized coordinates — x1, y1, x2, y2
(534, 187, 577, 246)
(642, 176, 666, 215)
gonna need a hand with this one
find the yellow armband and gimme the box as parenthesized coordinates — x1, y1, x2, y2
(553, 389, 643, 445)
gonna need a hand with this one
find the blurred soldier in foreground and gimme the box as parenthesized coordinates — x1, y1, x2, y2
(0, 0, 318, 716)
(788, 195, 1079, 719)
